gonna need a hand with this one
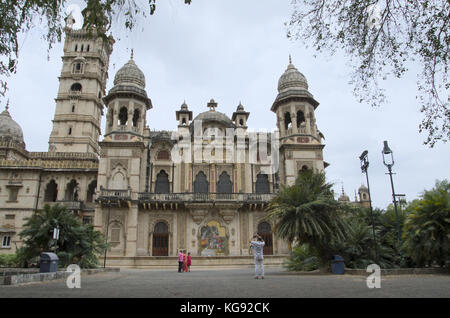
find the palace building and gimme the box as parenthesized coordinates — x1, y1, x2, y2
(0, 16, 367, 266)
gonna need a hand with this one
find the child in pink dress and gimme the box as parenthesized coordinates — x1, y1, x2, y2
(187, 252, 192, 272)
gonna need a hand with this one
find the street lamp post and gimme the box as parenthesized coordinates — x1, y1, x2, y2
(359, 150, 379, 263)
(382, 140, 401, 243)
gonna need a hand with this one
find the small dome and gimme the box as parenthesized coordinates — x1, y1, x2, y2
(0, 103, 24, 143)
(113, 55, 146, 89)
(359, 184, 368, 192)
(236, 102, 244, 111)
(181, 101, 188, 110)
(277, 57, 308, 93)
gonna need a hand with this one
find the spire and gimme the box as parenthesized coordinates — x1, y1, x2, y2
(5, 99, 9, 112)
(289, 54, 292, 64)
(130, 49, 134, 60)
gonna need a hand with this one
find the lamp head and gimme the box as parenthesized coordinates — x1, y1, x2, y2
(382, 140, 392, 155)
(359, 150, 368, 161)
(382, 140, 394, 167)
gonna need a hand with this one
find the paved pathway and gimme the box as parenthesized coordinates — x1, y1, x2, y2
(1, 267, 449, 298)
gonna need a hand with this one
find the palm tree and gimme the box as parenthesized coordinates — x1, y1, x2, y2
(18, 204, 106, 268)
(403, 180, 450, 267)
(267, 170, 348, 268)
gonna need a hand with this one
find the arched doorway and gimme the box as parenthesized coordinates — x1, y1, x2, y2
(153, 222, 169, 256)
(258, 222, 273, 255)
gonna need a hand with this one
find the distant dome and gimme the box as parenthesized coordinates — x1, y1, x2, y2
(0, 104, 24, 144)
(113, 56, 146, 89)
(338, 193, 350, 202)
(277, 60, 308, 93)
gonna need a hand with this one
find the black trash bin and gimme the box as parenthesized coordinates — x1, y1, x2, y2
(40, 252, 59, 273)
(331, 255, 345, 274)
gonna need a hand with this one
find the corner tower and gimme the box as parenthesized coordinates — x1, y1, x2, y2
(48, 14, 114, 155)
(272, 56, 326, 185)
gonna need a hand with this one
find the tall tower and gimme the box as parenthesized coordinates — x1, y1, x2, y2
(272, 56, 326, 185)
(48, 14, 114, 155)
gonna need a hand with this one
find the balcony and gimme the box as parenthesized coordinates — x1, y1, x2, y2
(138, 192, 276, 203)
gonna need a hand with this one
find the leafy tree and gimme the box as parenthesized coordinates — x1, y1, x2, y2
(287, 0, 449, 146)
(18, 204, 107, 268)
(403, 180, 450, 267)
(266, 170, 349, 268)
(0, 0, 191, 99)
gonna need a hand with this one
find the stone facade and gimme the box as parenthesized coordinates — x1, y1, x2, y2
(0, 23, 329, 262)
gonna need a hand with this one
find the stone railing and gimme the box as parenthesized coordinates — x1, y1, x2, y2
(98, 188, 131, 199)
(138, 192, 276, 203)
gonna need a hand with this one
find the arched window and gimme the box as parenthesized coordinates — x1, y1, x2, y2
(296, 110, 305, 128)
(44, 180, 58, 202)
(68, 127, 72, 135)
(65, 179, 79, 201)
(299, 165, 309, 174)
(71, 105, 75, 112)
(81, 44, 84, 52)
(284, 112, 292, 130)
(217, 171, 232, 194)
(86, 44, 90, 52)
(110, 223, 121, 243)
(109, 168, 127, 190)
(74, 44, 78, 52)
(72, 62, 83, 74)
(255, 173, 270, 194)
(132, 109, 140, 127)
(155, 170, 170, 194)
(119, 107, 128, 126)
(182, 118, 186, 125)
(70, 83, 82, 92)
(239, 118, 244, 126)
(86, 180, 97, 203)
(194, 171, 209, 193)
(156, 150, 170, 161)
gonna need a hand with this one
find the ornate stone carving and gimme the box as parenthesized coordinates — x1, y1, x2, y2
(190, 210, 208, 225)
(219, 210, 236, 224)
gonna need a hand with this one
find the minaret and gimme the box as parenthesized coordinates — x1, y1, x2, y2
(272, 56, 326, 185)
(48, 15, 114, 155)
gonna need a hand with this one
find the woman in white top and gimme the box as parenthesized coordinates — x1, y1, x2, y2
(250, 234, 265, 279)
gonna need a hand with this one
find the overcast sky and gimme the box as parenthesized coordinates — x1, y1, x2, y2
(5, 0, 449, 208)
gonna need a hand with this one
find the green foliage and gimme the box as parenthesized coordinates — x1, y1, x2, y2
(267, 170, 349, 268)
(19, 204, 107, 268)
(403, 180, 450, 267)
(0, 253, 19, 267)
(287, 0, 449, 146)
(0, 0, 191, 100)
(284, 244, 318, 272)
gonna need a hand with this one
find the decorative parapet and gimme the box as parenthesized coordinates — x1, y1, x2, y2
(29, 152, 98, 161)
(0, 158, 98, 169)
